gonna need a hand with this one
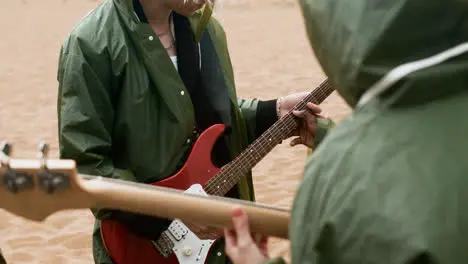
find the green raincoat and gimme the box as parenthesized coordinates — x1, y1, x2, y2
(57, 0, 332, 263)
(266, 0, 468, 263)
(56, 0, 258, 263)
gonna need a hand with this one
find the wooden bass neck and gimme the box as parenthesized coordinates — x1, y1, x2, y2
(0, 156, 290, 239)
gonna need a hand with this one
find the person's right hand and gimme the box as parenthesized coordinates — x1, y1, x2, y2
(224, 208, 269, 264)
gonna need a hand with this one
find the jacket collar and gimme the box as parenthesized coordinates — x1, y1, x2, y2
(113, 0, 213, 43)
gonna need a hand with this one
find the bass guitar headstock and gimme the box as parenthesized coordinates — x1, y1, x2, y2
(0, 141, 86, 222)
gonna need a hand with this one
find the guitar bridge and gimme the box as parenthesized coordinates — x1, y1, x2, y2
(152, 232, 174, 258)
(152, 219, 190, 258)
(152, 184, 212, 261)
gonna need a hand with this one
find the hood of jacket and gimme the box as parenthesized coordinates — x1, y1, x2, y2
(299, 0, 468, 108)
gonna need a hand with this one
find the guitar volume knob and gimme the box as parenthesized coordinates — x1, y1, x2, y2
(182, 246, 192, 256)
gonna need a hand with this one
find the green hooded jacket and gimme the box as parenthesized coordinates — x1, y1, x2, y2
(266, 0, 468, 263)
(56, 0, 332, 263)
(56, 0, 260, 263)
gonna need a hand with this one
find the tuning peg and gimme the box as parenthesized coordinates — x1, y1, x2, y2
(2, 170, 34, 194)
(38, 141, 49, 156)
(0, 142, 34, 193)
(0, 142, 11, 168)
(37, 141, 49, 162)
(35, 141, 70, 194)
(1, 141, 12, 156)
(39, 171, 70, 194)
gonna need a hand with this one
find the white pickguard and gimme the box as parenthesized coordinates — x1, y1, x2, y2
(161, 184, 216, 264)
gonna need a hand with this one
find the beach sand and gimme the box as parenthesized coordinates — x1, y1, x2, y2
(0, 0, 351, 263)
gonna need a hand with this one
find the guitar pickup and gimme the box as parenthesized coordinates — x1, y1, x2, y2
(168, 220, 189, 241)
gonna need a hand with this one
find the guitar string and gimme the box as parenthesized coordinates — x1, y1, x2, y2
(204, 80, 333, 194)
(213, 80, 331, 168)
(206, 100, 316, 194)
(206, 124, 314, 193)
(205, 81, 333, 194)
(214, 82, 333, 191)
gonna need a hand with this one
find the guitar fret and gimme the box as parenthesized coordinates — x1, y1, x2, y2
(205, 79, 333, 197)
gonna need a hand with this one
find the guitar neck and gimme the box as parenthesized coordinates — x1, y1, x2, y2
(78, 175, 290, 239)
(205, 79, 333, 196)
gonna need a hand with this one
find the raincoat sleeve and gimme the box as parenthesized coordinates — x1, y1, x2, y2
(237, 98, 261, 140)
(237, 98, 278, 139)
(315, 117, 336, 147)
(57, 36, 171, 241)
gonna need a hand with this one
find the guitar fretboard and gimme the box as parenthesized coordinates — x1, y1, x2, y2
(204, 79, 333, 196)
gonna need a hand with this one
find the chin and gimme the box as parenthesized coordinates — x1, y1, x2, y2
(176, 5, 203, 17)
(177, 10, 196, 17)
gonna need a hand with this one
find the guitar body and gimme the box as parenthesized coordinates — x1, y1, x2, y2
(100, 124, 226, 264)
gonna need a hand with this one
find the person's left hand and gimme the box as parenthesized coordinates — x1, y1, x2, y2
(224, 208, 269, 264)
(277, 92, 326, 148)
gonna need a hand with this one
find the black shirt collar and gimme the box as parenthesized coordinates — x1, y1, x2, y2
(133, 0, 149, 23)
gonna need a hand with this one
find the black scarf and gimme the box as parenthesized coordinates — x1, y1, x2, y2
(133, 1, 233, 167)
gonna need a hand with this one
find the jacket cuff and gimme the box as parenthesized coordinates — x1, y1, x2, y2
(255, 99, 278, 138)
(314, 117, 336, 148)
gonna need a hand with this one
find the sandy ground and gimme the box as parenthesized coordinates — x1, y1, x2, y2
(0, 0, 351, 263)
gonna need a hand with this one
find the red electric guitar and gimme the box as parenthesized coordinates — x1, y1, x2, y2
(100, 79, 334, 264)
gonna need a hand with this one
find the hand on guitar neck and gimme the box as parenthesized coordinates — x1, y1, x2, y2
(277, 92, 329, 148)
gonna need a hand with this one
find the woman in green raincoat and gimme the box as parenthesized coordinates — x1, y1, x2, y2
(57, 0, 333, 263)
(224, 0, 468, 263)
